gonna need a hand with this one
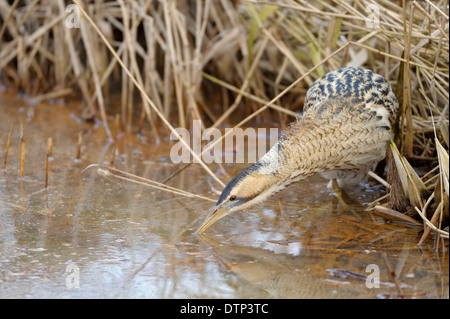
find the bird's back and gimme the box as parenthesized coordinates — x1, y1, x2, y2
(304, 67, 398, 124)
(279, 67, 399, 186)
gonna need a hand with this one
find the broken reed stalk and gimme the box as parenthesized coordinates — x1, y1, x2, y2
(83, 164, 215, 202)
(3, 124, 12, 172)
(67, 196, 73, 216)
(45, 153, 49, 188)
(19, 122, 25, 178)
(76, 131, 83, 160)
(47, 137, 52, 157)
(45, 136, 52, 188)
(109, 144, 117, 167)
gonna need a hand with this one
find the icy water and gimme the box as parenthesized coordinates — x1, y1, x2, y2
(0, 93, 448, 298)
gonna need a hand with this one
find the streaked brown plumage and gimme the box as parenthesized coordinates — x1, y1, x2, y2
(196, 67, 399, 234)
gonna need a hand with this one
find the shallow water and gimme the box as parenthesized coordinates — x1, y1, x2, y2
(0, 93, 448, 298)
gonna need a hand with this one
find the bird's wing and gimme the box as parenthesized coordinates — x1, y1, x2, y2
(303, 67, 399, 124)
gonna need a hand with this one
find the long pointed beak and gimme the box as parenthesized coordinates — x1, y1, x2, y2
(195, 204, 230, 234)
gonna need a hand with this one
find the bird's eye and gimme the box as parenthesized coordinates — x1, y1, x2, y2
(230, 195, 236, 201)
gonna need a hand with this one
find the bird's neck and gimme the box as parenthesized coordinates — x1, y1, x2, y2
(234, 118, 341, 202)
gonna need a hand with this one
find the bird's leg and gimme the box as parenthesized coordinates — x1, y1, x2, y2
(329, 179, 363, 218)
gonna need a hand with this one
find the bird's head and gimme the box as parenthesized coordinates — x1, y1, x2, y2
(195, 160, 286, 234)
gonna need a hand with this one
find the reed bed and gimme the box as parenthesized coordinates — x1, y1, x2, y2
(0, 0, 448, 244)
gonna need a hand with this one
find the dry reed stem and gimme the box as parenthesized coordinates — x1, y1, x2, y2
(3, 124, 12, 172)
(71, 0, 225, 188)
(85, 164, 215, 202)
(56, 0, 95, 115)
(202, 72, 299, 118)
(45, 137, 52, 188)
(0, 0, 20, 41)
(76, 131, 83, 160)
(47, 137, 53, 157)
(118, 1, 159, 135)
(418, 201, 445, 244)
(32, 88, 73, 102)
(79, 14, 112, 139)
(19, 123, 25, 178)
(209, 36, 270, 129)
(45, 152, 49, 189)
(413, 1, 449, 42)
(372, 205, 421, 225)
(67, 196, 73, 217)
(367, 171, 391, 189)
(415, 204, 449, 239)
(109, 144, 117, 167)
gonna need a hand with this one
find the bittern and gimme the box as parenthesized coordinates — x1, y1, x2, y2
(196, 67, 398, 234)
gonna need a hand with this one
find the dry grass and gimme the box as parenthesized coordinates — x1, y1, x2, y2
(0, 0, 448, 244)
